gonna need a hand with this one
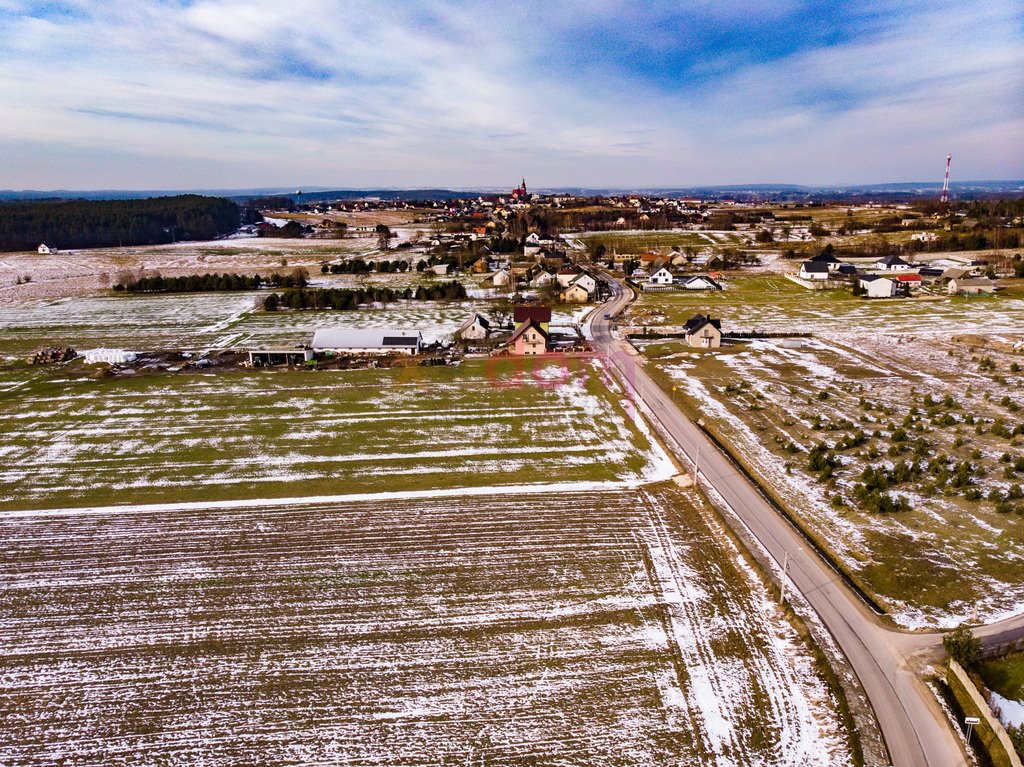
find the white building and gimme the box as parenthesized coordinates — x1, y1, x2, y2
(680, 275, 722, 291)
(37, 243, 58, 254)
(312, 328, 423, 355)
(799, 261, 831, 281)
(458, 314, 491, 340)
(859, 275, 899, 298)
(648, 267, 675, 285)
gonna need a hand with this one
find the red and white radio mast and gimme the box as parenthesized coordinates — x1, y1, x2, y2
(940, 153, 952, 204)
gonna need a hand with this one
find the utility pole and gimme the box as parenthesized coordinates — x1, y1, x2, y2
(779, 550, 790, 604)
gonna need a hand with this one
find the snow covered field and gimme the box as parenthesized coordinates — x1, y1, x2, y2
(0, 359, 670, 512)
(635, 276, 1024, 628)
(0, 291, 590, 357)
(0, 485, 851, 766)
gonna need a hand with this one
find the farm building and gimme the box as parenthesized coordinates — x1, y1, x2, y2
(858, 274, 900, 298)
(458, 313, 491, 340)
(948, 277, 997, 296)
(431, 263, 456, 276)
(509, 318, 549, 355)
(248, 349, 315, 367)
(470, 257, 491, 274)
(311, 328, 423, 355)
(683, 314, 722, 349)
(37, 243, 58, 254)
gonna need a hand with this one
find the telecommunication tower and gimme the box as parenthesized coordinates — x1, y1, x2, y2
(940, 154, 951, 204)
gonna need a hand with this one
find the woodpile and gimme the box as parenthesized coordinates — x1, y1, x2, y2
(27, 346, 77, 365)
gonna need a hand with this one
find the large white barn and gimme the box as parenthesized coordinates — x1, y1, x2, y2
(311, 328, 423, 355)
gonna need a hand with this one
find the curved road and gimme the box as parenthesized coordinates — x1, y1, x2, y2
(590, 276, 1022, 767)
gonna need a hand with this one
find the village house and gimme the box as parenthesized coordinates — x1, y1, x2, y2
(556, 269, 582, 288)
(569, 271, 598, 295)
(799, 261, 832, 281)
(876, 254, 915, 271)
(431, 263, 457, 276)
(896, 273, 923, 290)
(560, 282, 592, 303)
(470, 257, 491, 274)
(529, 270, 555, 288)
(683, 313, 723, 349)
(509, 318, 549, 355)
(680, 275, 723, 291)
(513, 305, 551, 333)
(648, 266, 675, 285)
(311, 328, 423, 355)
(37, 243, 58, 254)
(490, 268, 514, 288)
(807, 250, 844, 272)
(457, 313, 491, 340)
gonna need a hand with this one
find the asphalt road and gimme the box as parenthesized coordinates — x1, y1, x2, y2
(590, 277, 993, 767)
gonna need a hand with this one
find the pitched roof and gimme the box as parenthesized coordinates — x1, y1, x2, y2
(683, 313, 722, 334)
(513, 305, 552, 324)
(682, 275, 722, 289)
(877, 255, 912, 266)
(808, 251, 841, 263)
(800, 261, 831, 273)
(953, 277, 995, 287)
(460, 313, 490, 330)
(509, 318, 548, 343)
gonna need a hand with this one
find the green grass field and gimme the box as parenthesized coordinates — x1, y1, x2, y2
(978, 653, 1024, 701)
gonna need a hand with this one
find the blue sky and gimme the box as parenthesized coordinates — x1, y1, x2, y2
(0, 0, 1021, 189)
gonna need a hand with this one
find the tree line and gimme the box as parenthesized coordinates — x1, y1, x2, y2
(0, 195, 241, 251)
(114, 271, 308, 293)
(262, 281, 467, 311)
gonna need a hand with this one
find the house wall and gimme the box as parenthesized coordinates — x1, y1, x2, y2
(461, 324, 488, 340)
(863, 280, 895, 298)
(513, 330, 546, 355)
(686, 326, 722, 349)
(561, 286, 590, 303)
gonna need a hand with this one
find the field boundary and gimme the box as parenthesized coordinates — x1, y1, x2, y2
(0, 480, 634, 519)
(947, 660, 1022, 767)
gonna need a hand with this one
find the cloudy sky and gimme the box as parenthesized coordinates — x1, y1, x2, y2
(1, 0, 1022, 190)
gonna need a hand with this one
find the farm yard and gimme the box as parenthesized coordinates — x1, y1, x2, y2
(0, 485, 852, 766)
(629, 275, 1024, 628)
(0, 291, 536, 357)
(0, 358, 670, 512)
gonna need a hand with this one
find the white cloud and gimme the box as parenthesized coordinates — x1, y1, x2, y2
(0, 0, 1019, 188)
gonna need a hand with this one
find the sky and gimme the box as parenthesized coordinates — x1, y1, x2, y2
(1, 0, 1022, 190)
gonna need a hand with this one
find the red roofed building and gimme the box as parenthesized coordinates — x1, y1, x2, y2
(513, 305, 551, 332)
(510, 318, 549, 355)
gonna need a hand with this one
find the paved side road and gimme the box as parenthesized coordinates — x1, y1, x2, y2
(590, 277, 973, 767)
